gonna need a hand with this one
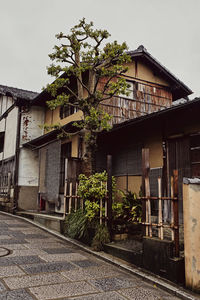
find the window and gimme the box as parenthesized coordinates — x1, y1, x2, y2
(190, 134, 200, 177)
(60, 105, 78, 119)
(0, 132, 5, 153)
(119, 80, 137, 99)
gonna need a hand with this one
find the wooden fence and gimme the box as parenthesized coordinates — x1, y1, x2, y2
(0, 172, 12, 198)
(63, 179, 108, 225)
(142, 148, 179, 257)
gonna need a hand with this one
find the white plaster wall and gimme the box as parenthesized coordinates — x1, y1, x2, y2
(20, 106, 44, 145)
(0, 96, 13, 115)
(18, 148, 39, 186)
(3, 106, 18, 159)
(0, 117, 6, 161)
(0, 96, 16, 160)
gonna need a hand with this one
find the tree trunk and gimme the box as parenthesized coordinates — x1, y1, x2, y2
(80, 130, 97, 176)
(75, 51, 84, 99)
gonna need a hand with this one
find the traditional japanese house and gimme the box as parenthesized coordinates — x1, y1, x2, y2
(0, 85, 44, 212)
(24, 45, 192, 215)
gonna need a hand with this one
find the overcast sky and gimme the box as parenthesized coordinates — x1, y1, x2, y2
(0, 0, 199, 98)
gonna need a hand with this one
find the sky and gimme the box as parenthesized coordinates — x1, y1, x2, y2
(0, 0, 199, 98)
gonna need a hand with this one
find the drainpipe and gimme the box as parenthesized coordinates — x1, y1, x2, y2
(13, 104, 22, 213)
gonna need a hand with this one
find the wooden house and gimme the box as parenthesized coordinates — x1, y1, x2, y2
(24, 45, 192, 214)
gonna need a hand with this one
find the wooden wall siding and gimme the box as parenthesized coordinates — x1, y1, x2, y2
(39, 141, 61, 202)
(0, 157, 14, 196)
(112, 144, 142, 176)
(100, 82, 172, 125)
(167, 137, 191, 223)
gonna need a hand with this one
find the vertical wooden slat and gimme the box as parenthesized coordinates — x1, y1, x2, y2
(170, 176, 175, 241)
(158, 177, 163, 239)
(142, 148, 151, 236)
(107, 155, 112, 236)
(145, 176, 152, 237)
(7, 172, 11, 198)
(69, 182, 72, 214)
(100, 198, 103, 225)
(105, 182, 108, 225)
(63, 179, 67, 216)
(173, 169, 179, 257)
(100, 181, 103, 225)
(75, 182, 78, 212)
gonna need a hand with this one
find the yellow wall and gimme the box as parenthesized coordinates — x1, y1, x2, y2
(62, 134, 79, 158)
(125, 60, 170, 87)
(115, 175, 142, 196)
(145, 135, 163, 168)
(45, 108, 83, 128)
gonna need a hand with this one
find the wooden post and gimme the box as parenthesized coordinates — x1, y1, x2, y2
(170, 176, 175, 241)
(100, 182, 103, 225)
(69, 182, 72, 214)
(105, 182, 107, 225)
(173, 169, 179, 257)
(7, 172, 11, 198)
(107, 155, 112, 237)
(142, 149, 151, 237)
(63, 179, 67, 217)
(158, 177, 163, 239)
(75, 182, 78, 212)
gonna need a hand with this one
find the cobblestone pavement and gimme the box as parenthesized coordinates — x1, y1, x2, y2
(0, 213, 183, 299)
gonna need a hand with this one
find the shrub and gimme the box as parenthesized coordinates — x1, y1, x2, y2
(91, 224, 110, 251)
(64, 209, 89, 240)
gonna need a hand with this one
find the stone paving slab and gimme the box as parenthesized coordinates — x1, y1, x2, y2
(0, 265, 25, 277)
(0, 239, 27, 245)
(118, 285, 180, 299)
(0, 235, 12, 240)
(42, 247, 75, 254)
(88, 276, 138, 292)
(61, 265, 128, 281)
(0, 288, 34, 300)
(67, 291, 127, 300)
(20, 261, 77, 274)
(24, 242, 66, 249)
(0, 280, 6, 292)
(23, 233, 49, 239)
(29, 281, 98, 300)
(25, 238, 62, 244)
(3, 273, 69, 290)
(8, 249, 47, 257)
(0, 244, 28, 250)
(72, 259, 100, 268)
(0, 255, 45, 266)
(39, 252, 88, 262)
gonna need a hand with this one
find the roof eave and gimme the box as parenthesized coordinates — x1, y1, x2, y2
(129, 50, 192, 100)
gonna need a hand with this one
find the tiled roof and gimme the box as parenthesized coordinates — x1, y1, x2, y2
(0, 84, 38, 101)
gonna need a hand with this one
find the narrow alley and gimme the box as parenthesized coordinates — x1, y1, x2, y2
(0, 212, 182, 300)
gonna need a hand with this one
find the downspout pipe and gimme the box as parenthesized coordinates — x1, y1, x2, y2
(13, 104, 22, 213)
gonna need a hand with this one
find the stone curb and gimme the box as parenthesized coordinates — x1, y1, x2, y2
(0, 211, 199, 300)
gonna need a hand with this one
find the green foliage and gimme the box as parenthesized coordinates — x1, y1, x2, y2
(91, 224, 110, 251)
(65, 209, 89, 240)
(78, 171, 116, 222)
(78, 171, 116, 202)
(123, 191, 142, 222)
(84, 200, 100, 221)
(46, 18, 131, 169)
(112, 191, 142, 224)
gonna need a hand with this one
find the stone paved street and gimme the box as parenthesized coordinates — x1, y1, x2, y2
(0, 213, 183, 299)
